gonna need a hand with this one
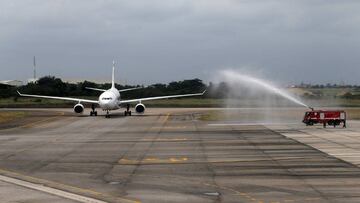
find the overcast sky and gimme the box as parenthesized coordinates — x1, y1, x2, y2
(1, 0, 360, 85)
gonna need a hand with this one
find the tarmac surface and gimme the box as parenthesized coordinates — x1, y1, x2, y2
(0, 108, 360, 203)
(0, 180, 78, 203)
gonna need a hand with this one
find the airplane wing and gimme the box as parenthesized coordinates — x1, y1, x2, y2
(119, 90, 206, 104)
(17, 91, 99, 104)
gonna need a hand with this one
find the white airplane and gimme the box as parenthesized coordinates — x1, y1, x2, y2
(17, 62, 206, 118)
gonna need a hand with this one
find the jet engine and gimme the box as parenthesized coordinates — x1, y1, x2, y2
(74, 104, 84, 114)
(135, 103, 146, 114)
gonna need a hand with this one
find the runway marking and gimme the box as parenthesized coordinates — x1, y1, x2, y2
(119, 157, 188, 165)
(169, 157, 188, 163)
(118, 156, 307, 165)
(141, 138, 188, 142)
(112, 113, 177, 194)
(163, 113, 170, 123)
(0, 168, 140, 203)
(144, 158, 158, 161)
(305, 197, 321, 201)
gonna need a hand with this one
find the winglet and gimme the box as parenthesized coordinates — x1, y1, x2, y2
(112, 60, 115, 88)
(17, 91, 22, 96)
(202, 89, 207, 95)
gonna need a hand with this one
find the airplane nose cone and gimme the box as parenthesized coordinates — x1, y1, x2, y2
(99, 91, 118, 110)
(100, 100, 110, 108)
(99, 98, 117, 110)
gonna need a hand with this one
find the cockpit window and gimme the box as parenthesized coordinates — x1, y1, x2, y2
(102, 98, 112, 100)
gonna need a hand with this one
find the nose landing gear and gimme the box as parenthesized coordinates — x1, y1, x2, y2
(124, 104, 132, 116)
(105, 110, 110, 118)
(90, 104, 98, 116)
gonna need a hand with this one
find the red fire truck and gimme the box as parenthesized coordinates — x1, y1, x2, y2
(303, 109, 346, 128)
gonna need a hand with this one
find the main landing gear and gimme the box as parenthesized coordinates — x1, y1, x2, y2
(124, 104, 132, 116)
(90, 104, 98, 116)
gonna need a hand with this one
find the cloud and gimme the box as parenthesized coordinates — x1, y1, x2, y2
(1, 0, 360, 84)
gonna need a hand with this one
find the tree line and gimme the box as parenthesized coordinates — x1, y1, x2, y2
(2, 76, 359, 100)
(0, 76, 220, 99)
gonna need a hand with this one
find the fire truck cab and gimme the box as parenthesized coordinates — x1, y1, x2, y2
(303, 110, 346, 128)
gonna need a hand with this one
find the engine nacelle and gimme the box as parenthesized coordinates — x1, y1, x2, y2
(74, 104, 84, 114)
(135, 103, 146, 114)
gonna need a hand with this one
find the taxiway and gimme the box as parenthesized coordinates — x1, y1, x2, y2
(0, 108, 359, 203)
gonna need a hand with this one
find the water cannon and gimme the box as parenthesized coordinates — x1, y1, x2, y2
(309, 106, 314, 111)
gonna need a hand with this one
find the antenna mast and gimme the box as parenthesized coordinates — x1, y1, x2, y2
(33, 56, 37, 79)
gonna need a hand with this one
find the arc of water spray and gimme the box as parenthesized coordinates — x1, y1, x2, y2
(221, 70, 311, 109)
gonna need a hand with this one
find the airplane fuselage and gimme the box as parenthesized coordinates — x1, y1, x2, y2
(99, 88, 121, 111)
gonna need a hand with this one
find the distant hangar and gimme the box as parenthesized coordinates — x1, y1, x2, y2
(0, 80, 23, 87)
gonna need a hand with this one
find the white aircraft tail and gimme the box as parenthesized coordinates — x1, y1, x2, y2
(112, 60, 115, 88)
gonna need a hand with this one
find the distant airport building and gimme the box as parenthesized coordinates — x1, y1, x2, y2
(0, 80, 24, 87)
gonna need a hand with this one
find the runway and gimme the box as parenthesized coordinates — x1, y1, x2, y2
(0, 108, 360, 203)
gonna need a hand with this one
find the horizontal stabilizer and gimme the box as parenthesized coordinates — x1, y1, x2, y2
(119, 87, 145, 93)
(85, 87, 106, 92)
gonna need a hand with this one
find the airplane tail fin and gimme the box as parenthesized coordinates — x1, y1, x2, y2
(112, 60, 115, 88)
